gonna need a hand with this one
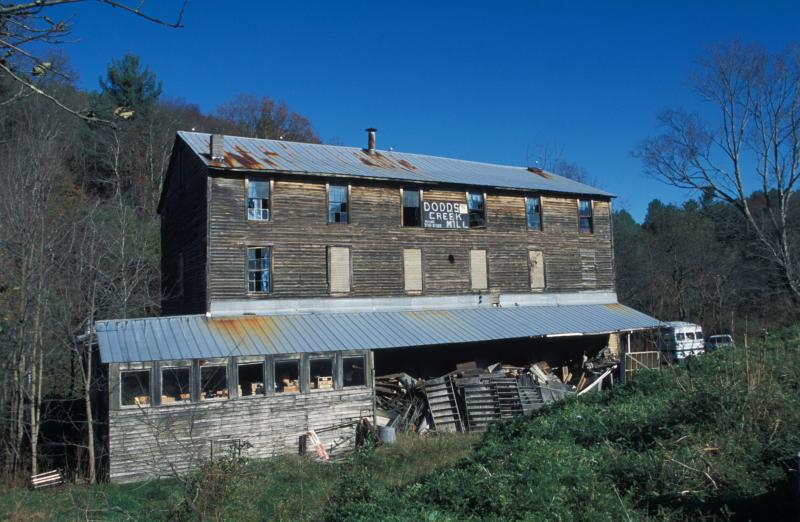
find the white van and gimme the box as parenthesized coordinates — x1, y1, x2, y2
(659, 321, 705, 362)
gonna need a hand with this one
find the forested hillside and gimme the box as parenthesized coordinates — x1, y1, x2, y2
(0, 52, 320, 482)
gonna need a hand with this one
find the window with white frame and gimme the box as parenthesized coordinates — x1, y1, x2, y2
(247, 247, 271, 293)
(578, 199, 593, 234)
(402, 189, 421, 227)
(526, 196, 543, 230)
(467, 192, 485, 227)
(247, 179, 270, 221)
(328, 184, 349, 223)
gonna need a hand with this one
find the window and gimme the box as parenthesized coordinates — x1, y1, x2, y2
(238, 362, 265, 396)
(578, 199, 593, 234)
(526, 196, 542, 230)
(686, 332, 695, 340)
(676, 333, 686, 341)
(467, 192, 485, 227)
(402, 189, 421, 227)
(247, 247, 271, 293)
(469, 249, 488, 290)
(247, 179, 270, 221)
(696, 331, 704, 340)
(309, 357, 334, 390)
(121, 370, 150, 406)
(328, 184, 349, 223)
(161, 367, 191, 403)
(403, 248, 423, 293)
(328, 246, 351, 293)
(275, 359, 300, 393)
(343, 356, 366, 387)
(200, 365, 228, 400)
(528, 250, 545, 290)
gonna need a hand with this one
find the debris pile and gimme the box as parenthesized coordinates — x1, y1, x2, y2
(376, 353, 618, 433)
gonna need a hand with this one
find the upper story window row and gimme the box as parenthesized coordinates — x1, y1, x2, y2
(244, 176, 597, 234)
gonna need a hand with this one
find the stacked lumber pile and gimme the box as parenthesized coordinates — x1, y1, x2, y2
(374, 359, 600, 434)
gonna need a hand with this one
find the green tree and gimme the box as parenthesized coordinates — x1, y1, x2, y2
(97, 52, 163, 118)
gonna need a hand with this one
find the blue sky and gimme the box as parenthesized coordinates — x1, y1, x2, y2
(52, 0, 799, 221)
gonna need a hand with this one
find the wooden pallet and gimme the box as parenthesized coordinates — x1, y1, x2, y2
(458, 376, 500, 432)
(516, 374, 545, 414)
(490, 376, 524, 417)
(425, 376, 464, 432)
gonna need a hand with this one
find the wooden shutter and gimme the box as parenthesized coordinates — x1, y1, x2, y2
(403, 249, 423, 292)
(328, 246, 351, 293)
(469, 250, 487, 290)
(580, 249, 596, 288)
(528, 250, 545, 290)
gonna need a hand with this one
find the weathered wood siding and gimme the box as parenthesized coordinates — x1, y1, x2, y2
(206, 174, 614, 303)
(160, 141, 208, 315)
(108, 387, 373, 482)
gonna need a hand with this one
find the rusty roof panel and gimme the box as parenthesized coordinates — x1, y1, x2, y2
(177, 131, 614, 198)
(96, 303, 659, 363)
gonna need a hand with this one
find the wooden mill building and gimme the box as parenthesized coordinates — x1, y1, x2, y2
(95, 129, 658, 482)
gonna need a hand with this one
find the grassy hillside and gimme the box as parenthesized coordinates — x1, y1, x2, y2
(328, 327, 800, 521)
(2, 327, 799, 521)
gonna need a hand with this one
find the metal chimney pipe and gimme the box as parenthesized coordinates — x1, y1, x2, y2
(366, 128, 377, 152)
(210, 134, 225, 161)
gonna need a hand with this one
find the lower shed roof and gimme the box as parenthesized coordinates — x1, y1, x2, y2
(96, 303, 660, 364)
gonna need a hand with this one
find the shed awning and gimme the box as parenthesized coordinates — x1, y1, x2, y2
(96, 303, 660, 364)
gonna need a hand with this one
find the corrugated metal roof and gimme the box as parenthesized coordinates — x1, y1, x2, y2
(177, 131, 614, 198)
(96, 303, 659, 363)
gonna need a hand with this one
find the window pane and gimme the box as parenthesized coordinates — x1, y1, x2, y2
(238, 363, 265, 396)
(578, 200, 593, 233)
(309, 357, 334, 390)
(467, 192, 485, 227)
(526, 196, 542, 230)
(343, 356, 366, 387)
(162, 367, 191, 403)
(121, 370, 150, 406)
(696, 331, 704, 339)
(247, 180, 270, 221)
(275, 360, 300, 393)
(200, 365, 228, 400)
(402, 189, 421, 227)
(247, 247, 271, 293)
(328, 184, 349, 223)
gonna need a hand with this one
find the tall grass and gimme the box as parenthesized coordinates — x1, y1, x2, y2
(0, 433, 478, 521)
(327, 327, 800, 521)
